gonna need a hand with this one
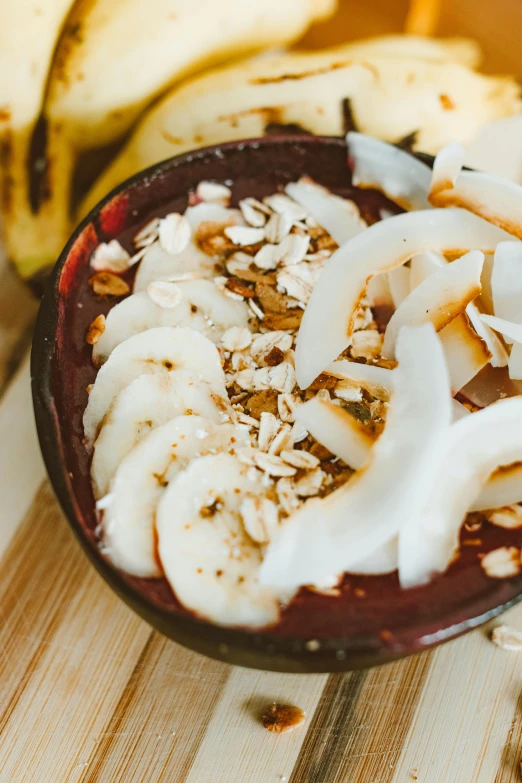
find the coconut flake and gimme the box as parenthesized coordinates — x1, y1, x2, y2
(429, 142, 522, 239)
(347, 132, 432, 211)
(465, 305, 508, 368)
(366, 274, 393, 308)
(409, 250, 507, 367)
(429, 142, 466, 196)
(387, 266, 411, 308)
(472, 462, 522, 511)
(296, 397, 374, 469)
(325, 360, 394, 401)
(491, 242, 522, 334)
(261, 324, 452, 590)
(399, 396, 522, 588)
(409, 251, 445, 290)
(509, 343, 522, 380)
(382, 250, 484, 359)
(295, 209, 511, 389)
(285, 180, 365, 245)
(439, 314, 491, 393)
(347, 538, 398, 575)
(452, 399, 471, 421)
(481, 314, 522, 344)
(487, 306, 522, 380)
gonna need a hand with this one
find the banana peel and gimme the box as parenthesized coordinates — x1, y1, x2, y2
(0, 0, 77, 281)
(3, 0, 335, 281)
(82, 39, 521, 219)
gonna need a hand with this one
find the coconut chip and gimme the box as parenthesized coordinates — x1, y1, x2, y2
(286, 180, 365, 245)
(382, 250, 484, 359)
(295, 208, 511, 389)
(401, 396, 522, 588)
(429, 142, 522, 240)
(261, 323, 451, 590)
(347, 132, 432, 211)
(491, 242, 522, 327)
(472, 462, 522, 512)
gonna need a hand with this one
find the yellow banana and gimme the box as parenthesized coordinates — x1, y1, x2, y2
(82, 38, 521, 218)
(0, 0, 77, 280)
(5, 0, 335, 281)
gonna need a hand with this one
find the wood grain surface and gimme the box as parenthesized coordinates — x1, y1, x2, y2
(0, 245, 522, 782)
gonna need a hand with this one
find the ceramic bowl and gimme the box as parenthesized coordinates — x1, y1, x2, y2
(31, 136, 522, 673)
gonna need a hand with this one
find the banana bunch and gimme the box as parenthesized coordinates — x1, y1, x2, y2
(83, 38, 520, 216)
(1, 0, 521, 287)
(0, 0, 334, 282)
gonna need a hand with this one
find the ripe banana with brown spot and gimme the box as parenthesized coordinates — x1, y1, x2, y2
(82, 39, 521, 216)
(0, 0, 76, 277)
(4, 0, 335, 281)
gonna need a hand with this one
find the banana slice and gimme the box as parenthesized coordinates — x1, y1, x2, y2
(93, 280, 248, 364)
(157, 453, 285, 627)
(84, 326, 225, 443)
(133, 203, 242, 292)
(91, 372, 233, 498)
(102, 417, 249, 578)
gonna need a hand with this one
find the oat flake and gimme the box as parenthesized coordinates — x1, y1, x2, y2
(90, 240, 131, 273)
(159, 213, 191, 255)
(147, 281, 183, 309)
(481, 547, 521, 578)
(196, 181, 232, 204)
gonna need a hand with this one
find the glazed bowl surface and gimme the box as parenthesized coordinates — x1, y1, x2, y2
(31, 135, 522, 673)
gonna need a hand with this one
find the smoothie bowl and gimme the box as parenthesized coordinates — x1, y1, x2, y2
(32, 134, 522, 673)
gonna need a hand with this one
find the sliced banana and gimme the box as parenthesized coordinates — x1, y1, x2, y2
(102, 417, 249, 578)
(84, 326, 225, 444)
(133, 203, 243, 292)
(91, 372, 233, 498)
(157, 453, 286, 627)
(93, 281, 249, 364)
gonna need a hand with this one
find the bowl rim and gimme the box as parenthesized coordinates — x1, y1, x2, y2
(31, 134, 522, 673)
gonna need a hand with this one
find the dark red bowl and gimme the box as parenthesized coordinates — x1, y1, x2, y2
(31, 136, 522, 673)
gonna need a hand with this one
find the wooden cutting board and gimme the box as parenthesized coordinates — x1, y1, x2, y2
(1, 246, 522, 783)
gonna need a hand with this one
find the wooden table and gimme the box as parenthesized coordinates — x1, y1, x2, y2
(4, 133, 522, 780)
